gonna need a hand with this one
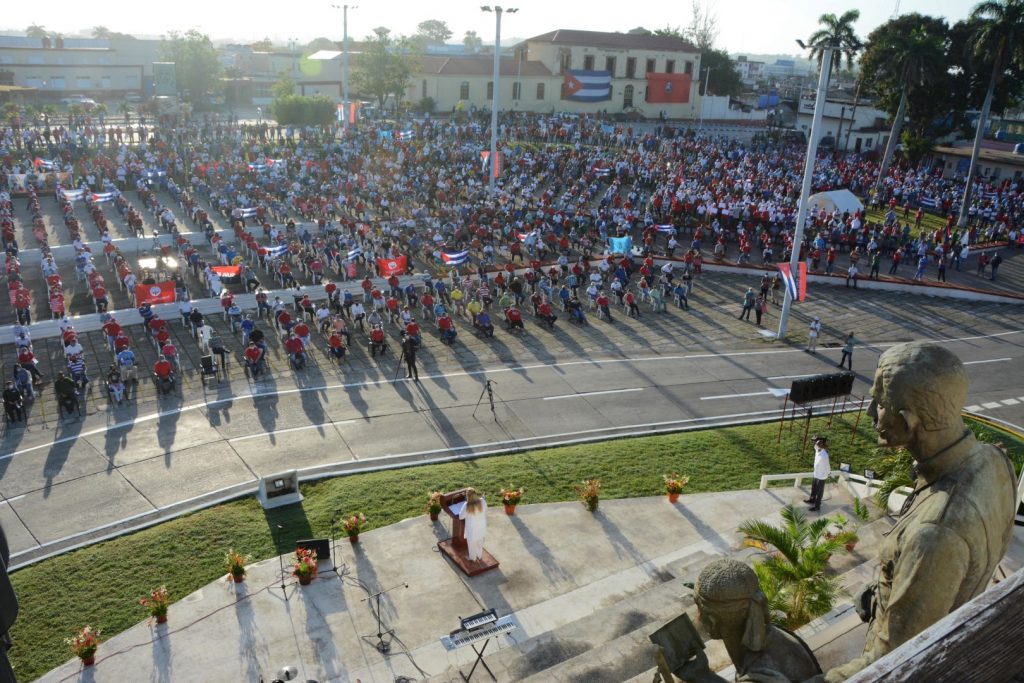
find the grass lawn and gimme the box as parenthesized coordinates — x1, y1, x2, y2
(8, 415, 1022, 679)
(864, 205, 949, 236)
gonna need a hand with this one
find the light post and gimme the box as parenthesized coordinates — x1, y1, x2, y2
(698, 66, 712, 130)
(776, 41, 834, 342)
(481, 5, 517, 196)
(332, 4, 358, 131)
(288, 38, 298, 81)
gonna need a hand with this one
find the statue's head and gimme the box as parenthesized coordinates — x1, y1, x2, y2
(694, 558, 769, 651)
(867, 342, 967, 449)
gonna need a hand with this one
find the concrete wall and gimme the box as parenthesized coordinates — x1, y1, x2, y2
(701, 95, 767, 121)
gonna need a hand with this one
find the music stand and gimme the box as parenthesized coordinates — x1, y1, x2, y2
(360, 582, 407, 654)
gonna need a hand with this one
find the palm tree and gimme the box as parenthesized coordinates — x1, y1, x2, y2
(873, 26, 948, 194)
(807, 10, 862, 81)
(92, 26, 112, 39)
(25, 24, 48, 39)
(957, 0, 1024, 227)
(738, 504, 855, 630)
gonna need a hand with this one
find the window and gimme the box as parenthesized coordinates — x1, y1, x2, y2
(460, 81, 469, 99)
(421, 79, 427, 99)
(665, 60, 675, 74)
(536, 82, 545, 100)
(512, 82, 521, 100)
(487, 81, 493, 99)
(646, 58, 656, 74)
(685, 61, 693, 76)
(560, 51, 571, 74)
(626, 57, 636, 79)
(865, 138, 873, 149)
(583, 55, 595, 70)
(605, 56, 616, 76)
(623, 84, 634, 108)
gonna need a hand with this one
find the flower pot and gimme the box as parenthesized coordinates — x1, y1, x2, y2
(298, 574, 312, 586)
(586, 498, 599, 513)
(667, 492, 680, 503)
(231, 572, 245, 583)
(845, 542, 857, 552)
(429, 512, 439, 521)
(504, 503, 516, 515)
(81, 655, 95, 666)
(349, 534, 359, 544)
(156, 614, 167, 624)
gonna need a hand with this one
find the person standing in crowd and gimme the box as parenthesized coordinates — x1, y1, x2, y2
(401, 334, 419, 381)
(804, 437, 830, 512)
(806, 316, 821, 353)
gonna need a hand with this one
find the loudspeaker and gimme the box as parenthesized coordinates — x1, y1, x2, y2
(296, 538, 330, 562)
(790, 378, 809, 404)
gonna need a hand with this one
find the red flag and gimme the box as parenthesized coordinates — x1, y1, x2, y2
(376, 255, 407, 277)
(211, 265, 242, 279)
(135, 282, 176, 305)
(481, 151, 501, 179)
(797, 262, 807, 302)
(645, 73, 691, 104)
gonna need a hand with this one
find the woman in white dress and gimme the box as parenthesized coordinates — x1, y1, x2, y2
(460, 489, 487, 562)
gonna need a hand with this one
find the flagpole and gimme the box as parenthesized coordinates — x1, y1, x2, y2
(775, 44, 833, 342)
(481, 6, 517, 196)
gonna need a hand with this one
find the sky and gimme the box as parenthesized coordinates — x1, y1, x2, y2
(1, 0, 979, 56)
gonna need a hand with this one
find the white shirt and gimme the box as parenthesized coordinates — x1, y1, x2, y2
(813, 446, 830, 480)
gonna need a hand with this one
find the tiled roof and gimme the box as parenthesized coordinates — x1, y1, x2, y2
(418, 55, 553, 77)
(523, 29, 698, 53)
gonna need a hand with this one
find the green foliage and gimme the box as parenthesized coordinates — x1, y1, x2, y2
(251, 37, 274, 52)
(463, 31, 483, 53)
(271, 73, 296, 100)
(25, 24, 48, 39)
(852, 497, 872, 523)
(900, 131, 935, 164)
(352, 27, 414, 110)
(700, 48, 744, 97)
(159, 29, 223, 105)
(270, 94, 336, 126)
(739, 505, 854, 629)
(683, 0, 718, 50)
(807, 10, 862, 78)
(414, 19, 452, 45)
(415, 96, 436, 114)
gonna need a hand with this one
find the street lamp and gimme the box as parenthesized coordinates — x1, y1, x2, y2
(331, 4, 358, 131)
(776, 40, 835, 341)
(481, 5, 517, 196)
(698, 66, 712, 130)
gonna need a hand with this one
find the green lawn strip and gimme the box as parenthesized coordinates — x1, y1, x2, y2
(863, 206, 949, 235)
(8, 416, 1020, 678)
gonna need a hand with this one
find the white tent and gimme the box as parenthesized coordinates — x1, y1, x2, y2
(807, 189, 863, 215)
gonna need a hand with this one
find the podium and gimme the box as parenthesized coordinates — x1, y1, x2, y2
(437, 488, 499, 577)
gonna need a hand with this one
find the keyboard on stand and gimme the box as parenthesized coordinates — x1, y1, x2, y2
(442, 615, 517, 650)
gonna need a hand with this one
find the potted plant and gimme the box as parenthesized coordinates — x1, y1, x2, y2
(66, 625, 101, 666)
(663, 473, 690, 503)
(575, 479, 602, 513)
(139, 586, 171, 624)
(225, 549, 251, 583)
(426, 491, 443, 521)
(292, 547, 318, 585)
(342, 512, 367, 543)
(500, 484, 524, 515)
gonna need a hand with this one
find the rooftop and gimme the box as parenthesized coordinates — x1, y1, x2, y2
(523, 29, 699, 53)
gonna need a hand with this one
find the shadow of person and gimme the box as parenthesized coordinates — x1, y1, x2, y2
(233, 587, 267, 682)
(509, 515, 571, 584)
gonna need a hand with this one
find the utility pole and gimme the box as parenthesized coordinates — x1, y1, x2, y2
(481, 6, 517, 195)
(332, 4, 358, 131)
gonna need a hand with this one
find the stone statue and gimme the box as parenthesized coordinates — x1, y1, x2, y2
(825, 341, 1017, 681)
(675, 558, 821, 683)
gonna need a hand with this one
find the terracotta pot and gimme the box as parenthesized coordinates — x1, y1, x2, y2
(81, 655, 96, 666)
(586, 498, 599, 513)
(156, 614, 168, 624)
(231, 571, 245, 583)
(298, 573, 312, 586)
(504, 503, 516, 515)
(429, 512, 439, 521)
(668, 492, 680, 503)
(845, 542, 857, 552)
(349, 534, 359, 544)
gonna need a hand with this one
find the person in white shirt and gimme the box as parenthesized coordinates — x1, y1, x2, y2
(806, 316, 822, 353)
(805, 437, 830, 511)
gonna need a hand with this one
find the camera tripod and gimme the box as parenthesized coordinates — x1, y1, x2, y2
(473, 379, 499, 421)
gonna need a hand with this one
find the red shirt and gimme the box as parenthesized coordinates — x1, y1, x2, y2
(420, 294, 434, 307)
(328, 334, 344, 349)
(114, 334, 131, 352)
(285, 337, 304, 355)
(406, 322, 421, 336)
(221, 293, 234, 309)
(156, 329, 170, 345)
(245, 346, 263, 363)
(161, 343, 176, 358)
(506, 308, 522, 322)
(103, 321, 121, 337)
(153, 360, 172, 378)
(438, 316, 453, 330)
(597, 295, 609, 307)
(149, 318, 166, 334)
(293, 322, 310, 338)
(277, 311, 292, 327)
(371, 328, 385, 342)
(538, 303, 552, 316)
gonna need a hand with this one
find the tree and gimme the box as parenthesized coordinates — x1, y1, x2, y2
(807, 10, 862, 81)
(352, 27, 413, 110)
(738, 505, 855, 630)
(251, 37, 274, 52)
(270, 94, 336, 126)
(272, 73, 296, 100)
(684, 0, 718, 50)
(463, 30, 483, 53)
(306, 37, 338, 53)
(92, 26, 111, 39)
(415, 19, 452, 45)
(861, 15, 948, 191)
(654, 26, 685, 39)
(25, 25, 48, 39)
(700, 48, 744, 97)
(160, 30, 224, 105)
(627, 27, 653, 35)
(957, 0, 1024, 227)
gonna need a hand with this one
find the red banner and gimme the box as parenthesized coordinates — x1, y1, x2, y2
(211, 265, 242, 278)
(135, 282, 176, 305)
(798, 262, 807, 302)
(376, 255, 407, 277)
(646, 73, 691, 104)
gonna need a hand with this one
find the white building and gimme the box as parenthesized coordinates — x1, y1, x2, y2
(733, 56, 765, 85)
(795, 96, 891, 153)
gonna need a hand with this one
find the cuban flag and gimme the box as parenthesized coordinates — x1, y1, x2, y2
(778, 263, 807, 302)
(60, 188, 85, 201)
(655, 224, 676, 234)
(608, 236, 632, 254)
(91, 192, 117, 203)
(344, 245, 362, 262)
(562, 70, 612, 102)
(397, 130, 414, 141)
(516, 230, 537, 242)
(919, 197, 939, 210)
(239, 207, 259, 218)
(442, 249, 470, 266)
(248, 163, 268, 172)
(984, 191, 998, 201)
(34, 158, 59, 171)
(266, 243, 288, 258)
(592, 166, 612, 177)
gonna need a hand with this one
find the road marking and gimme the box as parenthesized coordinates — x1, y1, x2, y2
(544, 388, 643, 401)
(1002, 398, 1020, 406)
(965, 405, 983, 412)
(229, 420, 357, 442)
(963, 358, 1012, 365)
(982, 402, 1003, 409)
(701, 390, 775, 401)
(767, 374, 817, 380)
